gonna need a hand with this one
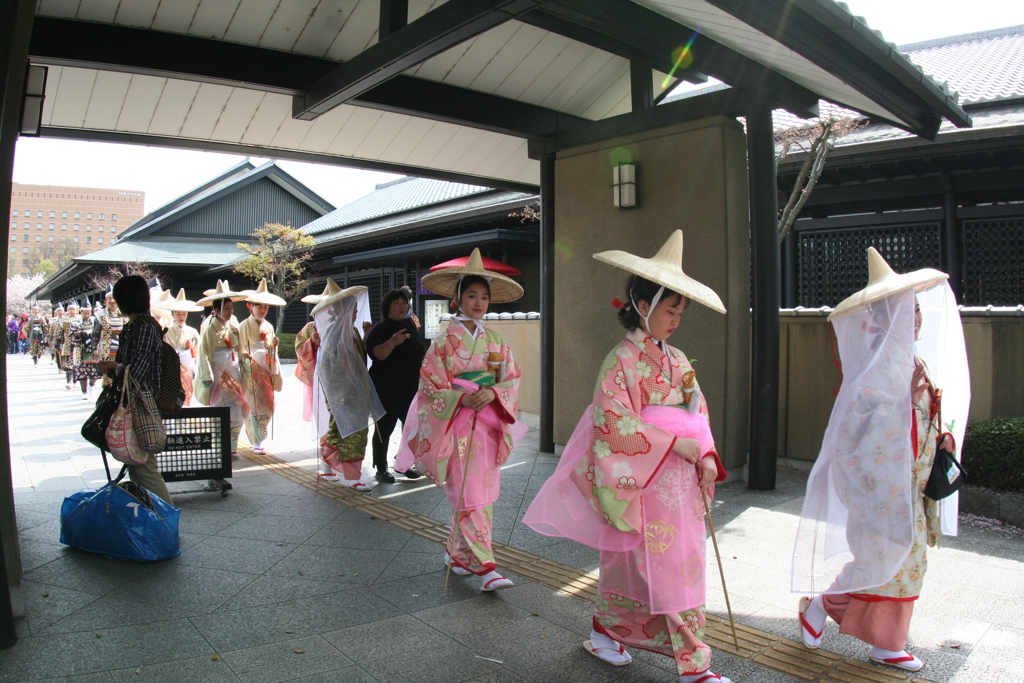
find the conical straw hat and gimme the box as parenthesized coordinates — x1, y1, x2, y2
(828, 248, 947, 320)
(243, 278, 287, 306)
(165, 288, 204, 313)
(301, 278, 341, 304)
(420, 248, 524, 303)
(593, 230, 726, 314)
(151, 290, 174, 319)
(197, 280, 248, 305)
(311, 285, 368, 315)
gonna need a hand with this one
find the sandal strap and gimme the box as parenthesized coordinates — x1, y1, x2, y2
(880, 655, 916, 664)
(799, 611, 823, 639)
(483, 575, 510, 589)
(692, 674, 721, 683)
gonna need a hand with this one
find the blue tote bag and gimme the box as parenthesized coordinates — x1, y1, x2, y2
(60, 481, 181, 561)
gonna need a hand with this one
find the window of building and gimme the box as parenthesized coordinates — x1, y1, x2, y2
(61, 236, 66, 242)
(23, 223, 29, 228)
(48, 235, 54, 242)
(61, 211, 68, 218)
(86, 225, 92, 231)
(22, 247, 28, 253)
(21, 259, 27, 266)
(74, 225, 80, 231)
(85, 236, 91, 243)
(111, 214, 117, 221)
(98, 225, 104, 231)
(86, 213, 93, 219)
(74, 212, 80, 218)
(22, 235, 28, 241)
(48, 223, 54, 230)
(11, 210, 16, 216)
(9, 235, 15, 242)
(110, 227, 117, 233)
(99, 213, 104, 219)
(36, 211, 42, 217)
(35, 235, 41, 241)
(61, 224, 67, 230)
(49, 211, 55, 217)
(73, 236, 79, 243)
(97, 237, 104, 244)
(35, 223, 42, 229)
(9, 246, 14, 253)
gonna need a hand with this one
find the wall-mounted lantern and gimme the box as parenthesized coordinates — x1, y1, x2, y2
(612, 162, 636, 209)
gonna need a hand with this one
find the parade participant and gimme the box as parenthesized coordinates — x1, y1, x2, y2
(27, 305, 47, 365)
(365, 288, 425, 483)
(17, 313, 29, 354)
(69, 296, 101, 399)
(49, 301, 64, 370)
(6, 315, 19, 355)
(523, 230, 731, 683)
(238, 279, 285, 455)
(94, 285, 126, 387)
(396, 248, 525, 591)
(195, 280, 249, 456)
(295, 280, 335, 480)
(306, 283, 383, 490)
(164, 289, 203, 406)
(792, 248, 970, 673)
(59, 300, 82, 389)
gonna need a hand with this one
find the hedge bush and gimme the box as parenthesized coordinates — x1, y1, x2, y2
(961, 417, 1024, 492)
(275, 332, 296, 360)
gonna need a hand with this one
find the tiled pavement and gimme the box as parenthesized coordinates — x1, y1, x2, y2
(4, 352, 1024, 682)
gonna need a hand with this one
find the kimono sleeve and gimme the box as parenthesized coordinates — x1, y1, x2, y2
(410, 335, 465, 460)
(294, 322, 318, 387)
(488, 337, 520, 424)
(576, 345, 679, 534)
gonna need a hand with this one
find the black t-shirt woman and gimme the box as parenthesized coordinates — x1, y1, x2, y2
(365, 289, 426, 481)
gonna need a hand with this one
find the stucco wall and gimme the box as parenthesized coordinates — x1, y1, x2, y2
(552, 115, 751, 472)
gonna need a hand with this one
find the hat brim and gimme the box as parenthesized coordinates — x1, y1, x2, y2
(197, 291, 248, 305)
(310, 286, 368, 314)
(828, 269, 948, 320)
(420, 266, 523, 304)
(164, 300, 205, 313)
(243, 291, 288, 306)
(593, 250, 727, 314)
(300, 294, 323, 304)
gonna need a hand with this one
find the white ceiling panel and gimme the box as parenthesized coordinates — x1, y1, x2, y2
(408, 0, 446, 23)
(517, 40, 596, 109)
(406, 37, 473, 82)
(540, 49, 620, 115)
(352, 111, 409, 160)
(240, 93, 290, 146)
(325, 0, 378, 62)
(482, 31, 574, 102)
(223, 0, 280, 46)
(210, 88, 266, 142)
(291, 1, 359, 58)
(429, 128, 483, 171)
(179, 83, 233, 139)
(147, 79, 200, 136)
(268, 110, 314, 150)
(116, 75, 165, 133)
(113, 0, 159, 28)
(491, 144, 534, 183)
(326, 107, 384, 157)
(467, 23, 547, 94)
(511, 159, 540, 185)
(47, 67, 95, 128)
(36, 0, 79, 18)
(471, 136, 524, 179)
(453, 130, 506, 173)
(581, 69, 632, 120)
(150, 0, 200, 34)
(258, 0, 319, 52)
(75, 0, 118, 23)
(296, 105, 353, 153)
(83, 70, 132, 130)
(378, 117, 438, 164)
(187, 0, 241, 41)
(441, 22, 520, 87)
(399, 121, 459, 168)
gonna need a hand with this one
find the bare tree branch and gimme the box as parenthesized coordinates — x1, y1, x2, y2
(232, 223, 316, 332)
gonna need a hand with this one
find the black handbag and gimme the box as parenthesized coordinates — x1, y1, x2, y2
(924, 398, 965, 501)
(81, 381, 122, 451)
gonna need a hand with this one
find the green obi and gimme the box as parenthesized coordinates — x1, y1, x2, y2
(456, 370, 496, 387)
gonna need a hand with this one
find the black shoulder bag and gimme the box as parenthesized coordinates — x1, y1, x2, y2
(924, 389, 966, 501)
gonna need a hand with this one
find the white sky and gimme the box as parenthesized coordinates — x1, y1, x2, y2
(13, 1, 1024, 214)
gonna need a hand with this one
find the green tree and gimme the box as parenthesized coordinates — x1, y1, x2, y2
(30, 258, 57, 278)
(232, 223, 316, 332)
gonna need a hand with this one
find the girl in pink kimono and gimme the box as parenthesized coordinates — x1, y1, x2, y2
(525, 231, 731, 683)
(396, 248, 527, 592)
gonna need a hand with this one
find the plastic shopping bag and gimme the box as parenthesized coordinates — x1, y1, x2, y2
(59, 481, 181, 561)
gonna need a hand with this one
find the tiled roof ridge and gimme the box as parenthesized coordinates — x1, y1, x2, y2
(900, 25, 1024, 52)
(374, 176, 414, 190)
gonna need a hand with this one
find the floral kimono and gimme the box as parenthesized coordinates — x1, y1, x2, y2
(49, 314, 64, 365)
(58, 315, 79, 372)
(195, 315, 249, 451)
(402, 318, 522, 575)
(525, 328, 726, 677)
(165, 321, 201, 406)
(294, 321, 319, 423)
(238, 315, 283, 446)
(95, 309, 125, 387)
(69, 314, 101, 385)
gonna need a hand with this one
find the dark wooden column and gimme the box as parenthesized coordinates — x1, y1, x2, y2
(539, 152, 555, 453)
(0, 0, 36, 649)
(747, 104, 780, 490)
(942, 189, 963, 301)
(782, 230, 798, 308)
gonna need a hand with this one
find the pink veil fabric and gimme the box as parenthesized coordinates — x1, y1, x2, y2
(524, 404, 714, 613)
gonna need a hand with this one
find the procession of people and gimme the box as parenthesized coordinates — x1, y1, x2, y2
(9, 232, 971, 682)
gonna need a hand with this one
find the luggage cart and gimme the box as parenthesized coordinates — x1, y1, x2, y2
(156, 406, 233, 496)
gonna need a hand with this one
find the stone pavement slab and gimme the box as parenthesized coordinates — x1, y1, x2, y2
(4, 353, 1024, 682)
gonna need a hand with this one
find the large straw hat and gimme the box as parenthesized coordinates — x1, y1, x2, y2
(197, 280, 248, 305)
(165, 288, 204, 313)
(828, 248, 948, 320)
(311, 285, 367, 315)
(301, 278, 341, 305)
(243, 278, 287, 306)
(420, 248, 524, 303)
(593, 230, 726, 314)
(151, 290, 174, 319)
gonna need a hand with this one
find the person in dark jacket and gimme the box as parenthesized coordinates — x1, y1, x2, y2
(364, 289, 426, 483)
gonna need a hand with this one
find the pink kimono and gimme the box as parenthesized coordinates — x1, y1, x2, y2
(398, 319, 523, 575)
(524, 328, 726, 676)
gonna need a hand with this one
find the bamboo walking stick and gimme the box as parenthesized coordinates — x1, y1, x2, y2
(703, 490, 739, 650)
(443, 409, 478, 596)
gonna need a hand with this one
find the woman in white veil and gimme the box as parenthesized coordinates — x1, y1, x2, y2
(792, 248, 969, 673)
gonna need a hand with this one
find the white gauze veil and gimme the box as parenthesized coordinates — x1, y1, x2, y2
(792, 289, 917, 595)
(313, 289, 385, 439)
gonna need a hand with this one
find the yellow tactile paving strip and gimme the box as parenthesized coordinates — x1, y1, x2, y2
(242, 450, 934, 683)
